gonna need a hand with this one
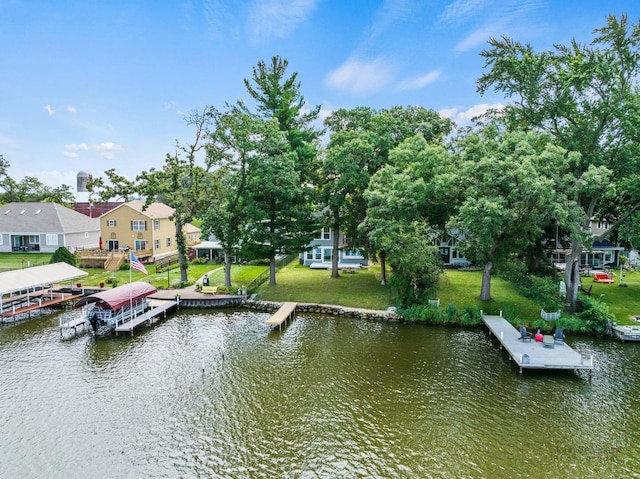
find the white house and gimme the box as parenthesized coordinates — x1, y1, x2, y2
(0, 202, 100, 253)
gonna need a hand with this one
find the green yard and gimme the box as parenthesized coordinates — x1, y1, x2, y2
(2, 252, 639, 325)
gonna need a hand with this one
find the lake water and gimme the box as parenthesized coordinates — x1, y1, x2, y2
(1, 309, 639, 478)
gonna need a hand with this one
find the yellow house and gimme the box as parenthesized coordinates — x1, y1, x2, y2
(100, 201, 179, 261)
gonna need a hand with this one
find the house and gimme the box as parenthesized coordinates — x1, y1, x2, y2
(551, 218, 624, 270)
(300, 228, 368, 268)
(99, 200, 200, 261)
(435, 233, 471, 268)
(0, 202, 100, 253)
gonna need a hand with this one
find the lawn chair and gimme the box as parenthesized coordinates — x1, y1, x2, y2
(518, 326, 532, 342)
(554, 327, 565, 345)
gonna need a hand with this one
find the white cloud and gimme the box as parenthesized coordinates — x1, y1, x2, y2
(455, 22, 505, 53)
(325, 57, 395, 96)
(63, 142, 124, 160)
(440, 103, 504, 124)
(44, 105, 54, 116)
(439, 0, 488, 23)
(397, 70, 442, 91)
(249, 0, 318, 42)
(65, 143, 89, 151)
(66, 106, 77, 113)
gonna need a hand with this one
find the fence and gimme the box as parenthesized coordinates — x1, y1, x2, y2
(245, 254, 298, 293)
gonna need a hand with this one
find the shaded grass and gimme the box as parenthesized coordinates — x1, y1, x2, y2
(438, 270, 541, 323)
(255, 263, 394, 310)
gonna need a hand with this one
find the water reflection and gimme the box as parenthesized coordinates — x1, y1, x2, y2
(0, 309, 639, 478)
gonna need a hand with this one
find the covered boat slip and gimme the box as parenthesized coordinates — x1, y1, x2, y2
(0, 263, 88, 319)
(483, 314, 593, 375)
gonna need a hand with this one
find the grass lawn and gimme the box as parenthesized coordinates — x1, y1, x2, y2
(3, 251, 640, 324)
(438, 270, 541, 321)
(585, 269, 640, 324)
(255, 263, 395, 310)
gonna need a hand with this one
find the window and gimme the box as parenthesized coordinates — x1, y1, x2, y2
(315, 228, 331, 240)
(306, 247, 322, 261)
(0, 234, 3, 245)
(46, 234, 57, 246)
(154, 219, 160, 230)
(134, 240, 146, 251)
(166, 237, 172, 247)
(30, 235, 40, 244)
(107, 219, 116, 227)
(84, 232, 89, 239)
(155, 239, 160, 249)
(131, 220, 147, 231)
(344, 249, 363, 259)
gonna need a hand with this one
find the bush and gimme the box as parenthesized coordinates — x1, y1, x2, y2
(216, 285, 230, 293)
(50, 247, 76, 266)
(575, 295, 613, 335)
(191, 256, 208, 264)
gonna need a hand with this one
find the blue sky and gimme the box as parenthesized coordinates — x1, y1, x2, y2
(1, 0, 638, 196)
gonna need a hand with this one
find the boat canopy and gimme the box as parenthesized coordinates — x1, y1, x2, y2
(74, 282, 157, 311)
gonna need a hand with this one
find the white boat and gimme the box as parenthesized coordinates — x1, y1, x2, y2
(74, 282, 157, 335)
(613, 324, 640, 341)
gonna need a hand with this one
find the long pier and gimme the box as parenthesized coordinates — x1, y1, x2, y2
(267, 302, 297, 331)
(483, 314, 593, 375)
(114, 299, 179, 336)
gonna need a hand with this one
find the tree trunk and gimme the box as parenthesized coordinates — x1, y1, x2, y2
(269, 256, 276, 285)
(224, 250, 232, 287)
(379, 251, 387, 286)
(331, 225, 340, 278)
(564, 239, 582, 312)
(480, 261, 493, 301)
(175, 217, 189, 283)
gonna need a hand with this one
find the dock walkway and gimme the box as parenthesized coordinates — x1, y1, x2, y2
(483, 314, 593, 374)
(114, 299, 178, 335)
(266, 302, 297, 331)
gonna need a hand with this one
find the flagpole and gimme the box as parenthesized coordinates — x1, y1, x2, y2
(129, 250, 133, 322)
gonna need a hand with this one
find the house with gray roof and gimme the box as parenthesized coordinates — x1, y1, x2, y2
(0, 202, 100, 253)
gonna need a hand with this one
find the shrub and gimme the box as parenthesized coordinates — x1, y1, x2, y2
(216, 285, 230, 293)
(575, 295, 613, 335)
(50, 247, 76, 266)
(191, 257, 208, 264)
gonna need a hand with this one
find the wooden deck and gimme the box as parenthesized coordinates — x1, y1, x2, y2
(266, 302, 297, 331)
(483, 315, 593, 374)
(1, 292, 83, 321)
(114, 299, 179, 336)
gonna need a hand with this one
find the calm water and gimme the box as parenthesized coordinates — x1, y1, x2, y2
(1, 309, 640, 479)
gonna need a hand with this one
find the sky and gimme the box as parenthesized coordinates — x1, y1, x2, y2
(1, 0, 639, 198)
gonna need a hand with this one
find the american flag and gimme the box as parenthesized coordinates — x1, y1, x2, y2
(130, 251, 148, 275)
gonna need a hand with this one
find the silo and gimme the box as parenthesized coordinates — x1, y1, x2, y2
(77, 170, 93, 192)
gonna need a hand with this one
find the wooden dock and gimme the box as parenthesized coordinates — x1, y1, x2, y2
(266, 302, 297, 331)
(483, 314, 593, 374)
(114, 299, 179, 336)
(1, 291, 83, 322)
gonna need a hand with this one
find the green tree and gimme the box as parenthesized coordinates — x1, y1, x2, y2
(322, 106, 453, 279)
(0, 155, 75, 205)
(241, 118, 317, 284)
(477, 13, 640, 310)
(50, 246, 76, 266)
(361, 134, 451, 286)
(448, 128, 567, 301)
(241, 55, 321, 185)
(202, 108, 260, 287)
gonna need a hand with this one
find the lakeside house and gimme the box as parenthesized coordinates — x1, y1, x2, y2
(0, 202, 100, 253)
(300, 228, 368, 269)
(99, 200, 200, 261)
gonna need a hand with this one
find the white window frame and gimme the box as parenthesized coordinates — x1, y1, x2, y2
(131, 220, 147, 231)
(155, 239, 160, 250)
(107, 219, 116, 227)
(343, 249, 363, 259)
(154, 219, 160, 230)
(46, 234, 57, 246)
(166, 237, 172, 247)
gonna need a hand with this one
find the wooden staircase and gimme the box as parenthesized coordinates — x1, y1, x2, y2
(104, 251, 126, 271)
